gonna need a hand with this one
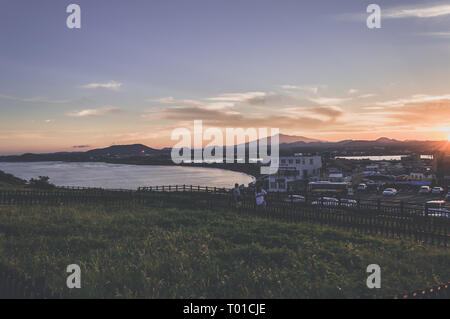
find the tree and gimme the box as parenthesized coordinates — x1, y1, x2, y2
(28, 176, 55, 189)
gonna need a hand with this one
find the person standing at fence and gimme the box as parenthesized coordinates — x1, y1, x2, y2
(255, 186, 267, 209)
(233, 183, 243, 212)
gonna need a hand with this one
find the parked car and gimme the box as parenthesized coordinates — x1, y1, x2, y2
(311, 197, 357, 207)
(423, 200, 450, 218)
(283, 195, 306, 203)
(340, 198, 358, 207)
(431, 187, 444, 195)
(382, 188, 398, 196)
(357, 183, 368, 191)
(446, 192, 450, 201)
(418, 186, 431, 194)
(311, 197, 339, 206)
(366, 180, 377, 186)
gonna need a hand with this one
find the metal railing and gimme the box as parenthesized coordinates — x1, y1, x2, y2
(0, 185, 448, 246)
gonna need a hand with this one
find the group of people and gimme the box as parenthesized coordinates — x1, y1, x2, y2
(232, 183, 267, 211)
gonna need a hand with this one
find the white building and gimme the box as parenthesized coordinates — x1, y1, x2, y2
(268, 155, 322, 192)
(327, 173, 345, 182)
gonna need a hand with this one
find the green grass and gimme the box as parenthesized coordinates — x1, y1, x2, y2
(0, 203, 448, 298)
(0, 170, 27, 190)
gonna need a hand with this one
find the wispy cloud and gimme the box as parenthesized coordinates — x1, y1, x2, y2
(340, 3, 450, 22)
(152, 97, 231, 110)
(0, 93, 70, 104)
(385, 4, 450, 19)
(67, 107, 121, 117)
(155, 97, 176, 104)
(207, 92, 267, 102)
(377, 94, 450, 107)
(358, 94, 376, 99)
(282, 105, 344, 121)
(152, 92, 269, 110)
(280, 85, 299, 90)
(385, 99, 450, 129)
(155, 106, 336, 131)
(308, 96, 350, 106)
(154, 97, 203, 107)
(143, 89, 450, 141)
(362, 106, 385, 110)
(418, 31, 450, 38)
(280, 85, 320, 94)
(82, 81, 122, 90)
(0, 131, 53, 140)
(153, 89, 349, 116)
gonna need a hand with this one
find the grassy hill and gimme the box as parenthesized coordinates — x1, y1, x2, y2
(0, 170, 26, 189)
(0, 202, 448, 298)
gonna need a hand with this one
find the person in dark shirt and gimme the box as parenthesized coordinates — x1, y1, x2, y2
(233, 183, 242, 212)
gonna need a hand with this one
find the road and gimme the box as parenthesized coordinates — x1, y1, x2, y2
(352, 190, 448, 206)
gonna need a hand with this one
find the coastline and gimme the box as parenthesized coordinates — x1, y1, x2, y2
(104, 158, 260, 179)
(0, 160, 258, 189)
(0, 158, 260, 180)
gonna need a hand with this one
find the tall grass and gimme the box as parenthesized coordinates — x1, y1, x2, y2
(0, 203, 448, 298)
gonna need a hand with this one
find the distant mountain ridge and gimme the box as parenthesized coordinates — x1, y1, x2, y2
(276, 134, 323, 144)
(86, 144, 160, 157)
(0, 135, 447, 162)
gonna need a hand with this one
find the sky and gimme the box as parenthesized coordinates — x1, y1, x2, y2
(0, 0, 450, 154)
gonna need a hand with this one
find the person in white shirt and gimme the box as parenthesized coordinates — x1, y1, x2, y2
(255, 186, 267, 209)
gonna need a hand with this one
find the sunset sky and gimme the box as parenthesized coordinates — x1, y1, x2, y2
(1, 0, 450, 155)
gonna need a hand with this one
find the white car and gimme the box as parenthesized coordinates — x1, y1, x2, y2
(283, 195, 306, 203)
(431, 187, 444, 195)
(357, 183, 368, 191)
(418, 186, 431, 194)
(382, 188, 398, 196)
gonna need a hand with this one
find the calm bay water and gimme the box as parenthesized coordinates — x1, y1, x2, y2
(0, 162, 255, 189)
(336, 155, 433, 161)
(335, 155, 407, 161)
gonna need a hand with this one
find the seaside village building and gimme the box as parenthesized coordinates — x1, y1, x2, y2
(434, 151, 450, 187)
(268, 154, 322, 192)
